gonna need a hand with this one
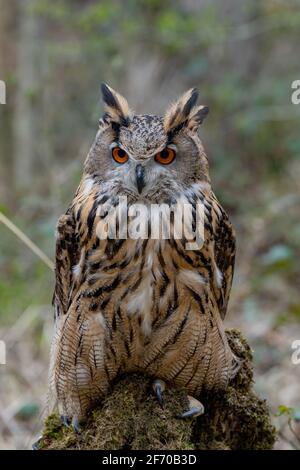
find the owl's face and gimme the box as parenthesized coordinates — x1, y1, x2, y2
(85, 84, 210, 204)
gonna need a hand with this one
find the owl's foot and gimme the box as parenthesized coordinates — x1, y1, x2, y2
(72, 416, 81, 434)
(152, 379, 166, 408)
(60, 415, 70, 427)
(32, 435, 43, 450)
(176, 395, 204, 419)
(33, 415, 78, 449)
(60, 415, 81, 434)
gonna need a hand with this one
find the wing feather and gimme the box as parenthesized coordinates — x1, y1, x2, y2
(52, 210, 80, 319)
(211, 195, 236, 319)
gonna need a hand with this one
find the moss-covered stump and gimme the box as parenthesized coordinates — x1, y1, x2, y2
(40, 329, 276, 450)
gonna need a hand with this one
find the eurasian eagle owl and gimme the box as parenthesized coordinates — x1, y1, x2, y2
(49, 83, 238, 430)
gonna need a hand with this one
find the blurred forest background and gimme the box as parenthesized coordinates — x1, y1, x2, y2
(0, 0, 300, 450)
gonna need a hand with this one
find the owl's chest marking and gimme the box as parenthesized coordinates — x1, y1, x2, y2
(71, 184, 220, 340)
(78, 236, 208, 340)
(126, 247, 155, 336)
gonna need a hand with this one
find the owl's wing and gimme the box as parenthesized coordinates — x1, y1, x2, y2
(212, 201, 236, 320)
(52, 209, 80, 319)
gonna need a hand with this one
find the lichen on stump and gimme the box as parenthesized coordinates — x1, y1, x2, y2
(40, 329, 277, 450)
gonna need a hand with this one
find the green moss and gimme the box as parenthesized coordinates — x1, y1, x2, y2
(40, 330, 277, 450)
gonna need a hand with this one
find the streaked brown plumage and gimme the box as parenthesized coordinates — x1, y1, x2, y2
(48, 84, 238, 423)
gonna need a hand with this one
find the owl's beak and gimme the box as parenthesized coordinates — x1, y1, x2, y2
(135, 164, 145, 194)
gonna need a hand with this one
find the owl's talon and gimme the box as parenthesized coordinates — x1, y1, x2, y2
(72, 417, 81, 434)
(152, 379, 166, 408)
(176, 396, 204, 419)
(32, 436, 43, 450)
(60, 415, 70, 427)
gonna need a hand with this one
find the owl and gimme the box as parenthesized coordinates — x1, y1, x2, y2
(49, 83, 238, 431)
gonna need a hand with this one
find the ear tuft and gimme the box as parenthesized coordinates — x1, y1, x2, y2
(101, 83, 119, 109)
(182, 88, 198, 119)
(164, 87, 208, 135)
(100, 83, 132, 127)
(188, 105, 209, 131)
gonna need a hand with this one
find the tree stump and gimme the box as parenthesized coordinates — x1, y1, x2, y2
(39, 329, 277, 450)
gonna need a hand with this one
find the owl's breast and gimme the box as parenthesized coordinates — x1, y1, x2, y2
(79, 237, 210, 340)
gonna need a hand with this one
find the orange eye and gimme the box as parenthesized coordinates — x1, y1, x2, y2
(154, 147, 176, 165)
(112, 146, 129, 164)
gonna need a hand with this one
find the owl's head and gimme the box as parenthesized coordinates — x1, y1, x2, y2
(85, 83, 210, 203)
